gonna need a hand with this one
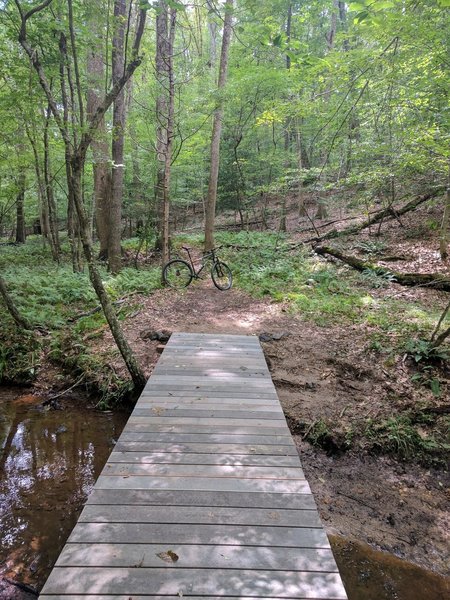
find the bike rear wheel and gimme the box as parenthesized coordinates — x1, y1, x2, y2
(163, 259, 193, 288)
(211, 261, 232, 290)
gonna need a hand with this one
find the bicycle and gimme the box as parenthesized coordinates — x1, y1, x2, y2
(162, 246, 232, 290)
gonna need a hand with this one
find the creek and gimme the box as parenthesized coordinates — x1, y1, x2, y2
(0, 387, 447, 599)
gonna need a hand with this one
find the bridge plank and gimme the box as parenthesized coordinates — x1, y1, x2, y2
(39, 567, 347, 598)
(108, 451, 301, 466)
(55, 543, 338, 571)
(78, 505, 321, 527)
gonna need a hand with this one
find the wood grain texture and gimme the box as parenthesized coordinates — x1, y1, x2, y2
(40, 333, 347, 600)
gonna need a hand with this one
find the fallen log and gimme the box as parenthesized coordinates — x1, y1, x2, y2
(305, 187, 444, 244)
(315, 245, 450, 292)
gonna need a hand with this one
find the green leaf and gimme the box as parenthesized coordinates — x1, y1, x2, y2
(437, 0, 450, 5)
(349, 2, 367, 11)
(430, 378, 441, 397)
(272, 34, 283, 48)
(166, 0, 186, 10)
(355, 10, 370, 23)
(374, 0, 396, 8)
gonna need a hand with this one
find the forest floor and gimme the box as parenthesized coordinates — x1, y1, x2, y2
(2, 189, 449, 582)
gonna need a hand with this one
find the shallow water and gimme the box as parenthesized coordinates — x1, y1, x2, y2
(0, 387, 127, 592)
(330, 535, 450, 600)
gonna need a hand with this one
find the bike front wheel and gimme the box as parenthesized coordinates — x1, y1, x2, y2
(211, 261, 232, 290)
(163, 259, 193, 289)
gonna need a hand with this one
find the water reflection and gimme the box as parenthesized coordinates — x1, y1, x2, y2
(0, 388, 127, 590)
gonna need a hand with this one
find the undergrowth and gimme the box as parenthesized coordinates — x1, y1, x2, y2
(1, 231, 448, 421)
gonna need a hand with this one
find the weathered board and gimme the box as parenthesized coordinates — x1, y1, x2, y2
(40, 332, 347, 600)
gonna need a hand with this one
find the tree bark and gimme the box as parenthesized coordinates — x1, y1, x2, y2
(154, 1, 176, 267)
(204, 0, 233, 251)
(109, 0, 127, 274)
(43, 108, 60, 259)
(315, 245, 450, 292)
(87, 20, 110, 260)
(439, 162, 450, 260)
(15, 170, 26, 243)
(280, 0, 292, 233)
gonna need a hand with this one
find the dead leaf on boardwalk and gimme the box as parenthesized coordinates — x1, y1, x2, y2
(157, 550, 179, 563)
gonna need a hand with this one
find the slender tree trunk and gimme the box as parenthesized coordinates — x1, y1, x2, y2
(109, 0, 127, 274)
(26, 124, 52, 250)
(296, 126, 307, 217)
(154, 1, 168, 256)
(70, 162, 146, 388)
(439, 162, 450, 260)
(280, 1, 292, 233)
(15, 171, 26, 243)
(43, 109, 60, 259)
(155, 1, 176, 267)
(204, 0, 233, 251)
(0, 276, 32, 330)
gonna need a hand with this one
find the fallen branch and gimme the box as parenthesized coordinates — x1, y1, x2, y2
(68, 297, 130, 322)
(43, 374, 86, 403)
(315, 245, 450, 292)
(305, 187, 444, 244)
(3, 577, 38, 596)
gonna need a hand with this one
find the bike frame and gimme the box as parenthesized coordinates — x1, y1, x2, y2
(182, 247, 218, 279)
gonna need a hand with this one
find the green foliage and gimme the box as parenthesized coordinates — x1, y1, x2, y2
(104, 267, 162, 297)
(404, 338, 449, 364)
(355, 240, 387, 255)
(0, 325, 41, 383)
(360, 267, 396, 289)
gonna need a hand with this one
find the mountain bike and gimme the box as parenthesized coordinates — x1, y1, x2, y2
(162, 246, 232, 290)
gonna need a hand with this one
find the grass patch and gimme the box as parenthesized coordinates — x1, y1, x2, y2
(364, 413, 450, 466)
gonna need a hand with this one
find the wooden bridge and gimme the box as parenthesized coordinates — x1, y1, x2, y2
(40, 333, 347, 599)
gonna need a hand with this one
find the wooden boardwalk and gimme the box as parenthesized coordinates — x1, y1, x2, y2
(40, 333, 347, 600)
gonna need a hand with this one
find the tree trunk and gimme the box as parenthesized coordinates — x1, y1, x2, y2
(87, 21, 110, 261)
(439, 163, 450, 260)
(295, 126, 307, 217)
(70, 162, 146, 388)
(204, 0, 233, 251)
(43, 108, 60, 260)
(154, 1, 176, 267)
(0, 276, 32, 330)
(109, 0, 127, 275)
(280, 0, 292, 233)
(15, 171, 26, 243)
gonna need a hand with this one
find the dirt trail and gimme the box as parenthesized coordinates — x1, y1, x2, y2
(93, 279, 450, 576)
